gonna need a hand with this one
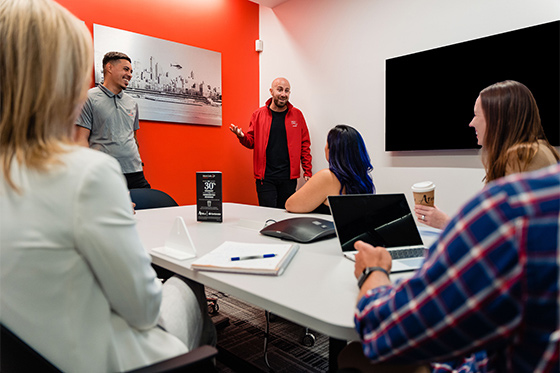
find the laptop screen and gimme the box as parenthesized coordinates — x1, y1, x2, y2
(328, 193, 424, 252)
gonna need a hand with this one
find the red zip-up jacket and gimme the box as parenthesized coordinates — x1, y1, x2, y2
(238, 98, 312, 180)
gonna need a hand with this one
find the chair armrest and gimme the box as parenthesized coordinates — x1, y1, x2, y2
(1, 324, 61, 372)
(1, 323, 216, 373)
(126, 345, 218, 373)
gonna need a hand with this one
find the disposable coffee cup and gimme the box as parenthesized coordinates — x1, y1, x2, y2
(411, 181, 435, 207)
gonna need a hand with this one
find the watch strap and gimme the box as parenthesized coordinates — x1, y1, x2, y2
(358, 266, 390, 288)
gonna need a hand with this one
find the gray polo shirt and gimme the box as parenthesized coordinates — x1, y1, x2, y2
(76, 84, 142, 174)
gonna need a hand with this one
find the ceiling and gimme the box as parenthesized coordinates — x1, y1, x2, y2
(248, 0, 289, 8)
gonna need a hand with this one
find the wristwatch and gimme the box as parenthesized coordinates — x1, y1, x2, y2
(357, 266, 390, 289)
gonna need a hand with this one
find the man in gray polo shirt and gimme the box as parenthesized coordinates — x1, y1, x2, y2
(75, 51, 150, 189)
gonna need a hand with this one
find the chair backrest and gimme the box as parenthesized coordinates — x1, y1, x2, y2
(130, 188, 179, 210)
(0, 323, 60, 372)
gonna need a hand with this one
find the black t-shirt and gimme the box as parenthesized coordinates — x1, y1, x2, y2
(264, 109, 290, 180)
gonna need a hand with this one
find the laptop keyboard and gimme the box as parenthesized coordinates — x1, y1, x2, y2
(387, 247, 426, 260)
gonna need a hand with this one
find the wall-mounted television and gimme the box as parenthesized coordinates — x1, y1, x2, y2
(385, 20, 560, 151)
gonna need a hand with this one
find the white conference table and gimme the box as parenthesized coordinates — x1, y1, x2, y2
(135, 202, 440, 371)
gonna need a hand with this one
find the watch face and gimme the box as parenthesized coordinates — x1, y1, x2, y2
(358, 269, 370, 289)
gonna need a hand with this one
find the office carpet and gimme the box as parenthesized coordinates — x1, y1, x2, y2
(206, 288, 329, 373)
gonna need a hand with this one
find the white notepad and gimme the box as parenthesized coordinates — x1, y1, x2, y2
(191, 241, 299, 276)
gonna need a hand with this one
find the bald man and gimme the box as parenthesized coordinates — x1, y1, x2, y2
(230, 77, 312, 208)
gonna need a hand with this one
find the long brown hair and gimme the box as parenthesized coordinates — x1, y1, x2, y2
(0, 0, 93, 191)
(479, 80, 559, 183)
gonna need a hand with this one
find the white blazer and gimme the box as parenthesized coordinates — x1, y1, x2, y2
(0, 145, 187, 372)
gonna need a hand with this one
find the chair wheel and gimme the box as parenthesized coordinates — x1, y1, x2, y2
(302, 333, 315, 347)
(207, 298, 219, 315)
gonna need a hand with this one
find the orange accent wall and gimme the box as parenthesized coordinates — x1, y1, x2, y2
(56, 0, 259, 205)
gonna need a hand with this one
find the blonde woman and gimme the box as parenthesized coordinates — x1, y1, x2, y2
(0, 0, 213, 371)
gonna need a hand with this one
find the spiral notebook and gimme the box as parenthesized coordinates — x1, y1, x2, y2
(191, 241, 299, 276)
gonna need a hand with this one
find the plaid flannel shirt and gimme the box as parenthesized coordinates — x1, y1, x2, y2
(355, 164, 560, 373)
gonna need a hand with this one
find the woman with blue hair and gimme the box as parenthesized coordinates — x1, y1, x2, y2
(285, 124, 375, 214)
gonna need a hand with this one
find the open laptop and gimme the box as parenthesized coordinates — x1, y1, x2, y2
(328, 193, 426, 273)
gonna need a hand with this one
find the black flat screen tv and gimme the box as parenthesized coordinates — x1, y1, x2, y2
(385, 20, 560, 151)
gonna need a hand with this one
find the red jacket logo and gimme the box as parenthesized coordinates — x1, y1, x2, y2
(291, 121, 298, 127)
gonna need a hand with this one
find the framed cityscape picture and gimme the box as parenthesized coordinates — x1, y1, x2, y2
(93, 24, 222, 126)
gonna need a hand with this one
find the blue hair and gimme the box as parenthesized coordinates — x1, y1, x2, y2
(327, 125, 375, 195)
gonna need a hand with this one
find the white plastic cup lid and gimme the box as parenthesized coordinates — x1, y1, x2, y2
(411, 181, 435, 192)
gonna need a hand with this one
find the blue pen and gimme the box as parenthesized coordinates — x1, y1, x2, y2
(231, 254, 277, 261)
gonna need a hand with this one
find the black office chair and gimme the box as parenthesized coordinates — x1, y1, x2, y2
(130, 188, 179, 210)
(0, 323, 218, 373)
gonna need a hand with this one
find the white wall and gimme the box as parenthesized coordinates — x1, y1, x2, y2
(258, 0, 559, 218)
